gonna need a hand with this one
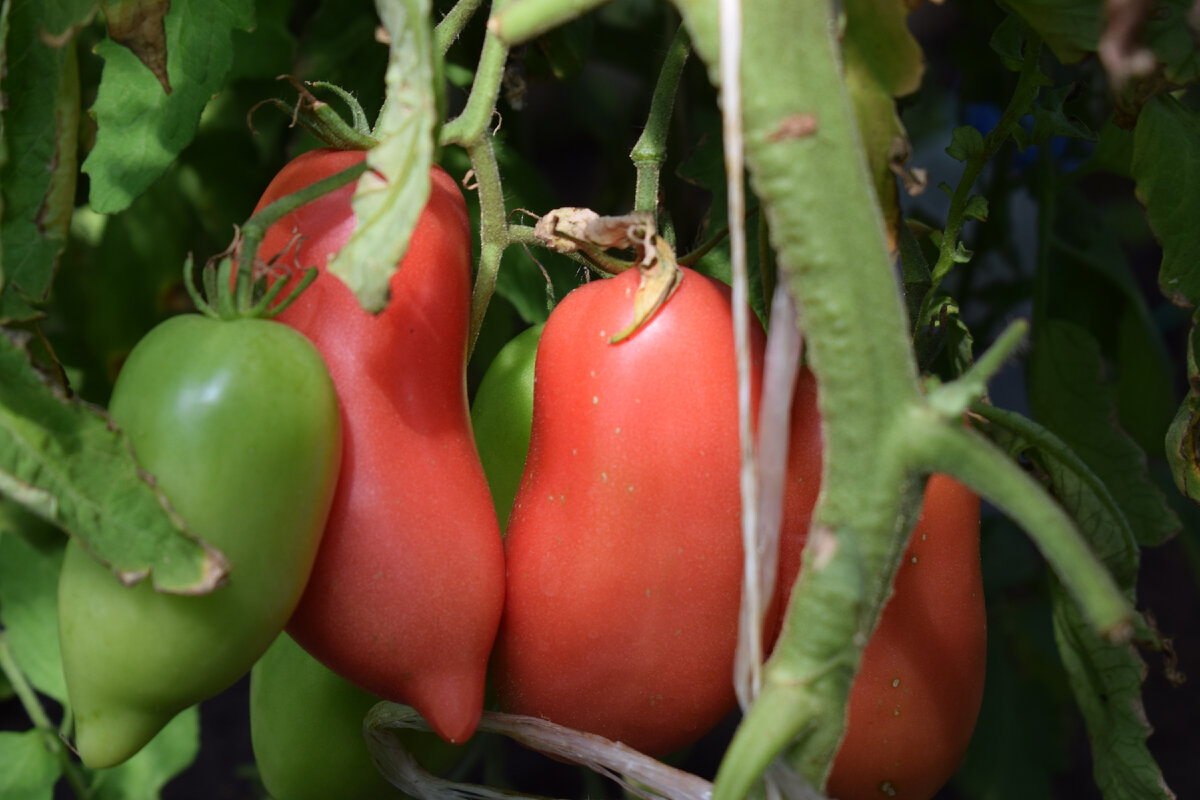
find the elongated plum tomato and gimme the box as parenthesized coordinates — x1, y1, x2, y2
(57, 315, 341, 769)
(492, 266, 770, 755)
(255, 148, 505, 745)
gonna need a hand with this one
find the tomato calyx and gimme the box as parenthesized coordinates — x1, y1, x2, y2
(186, 159, 370, 321)
(248, 76, 378, 152)
(530, 207, 683, 342)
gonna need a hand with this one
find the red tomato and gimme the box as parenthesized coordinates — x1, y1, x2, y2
(254, 148, 505, 745)
(777, 374, 985, 799)
(492, 266, 769, 755)
(822, 474, 985, 800)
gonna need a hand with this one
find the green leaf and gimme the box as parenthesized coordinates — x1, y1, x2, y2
(327, 0, 437, 313)
(946, 125, 985, 162)
(1002, 0, 1101, 64)
(913, 294, 974, 378)
(1049, 583, 1173, 800)
(976, 405, 1139, 584)
(0, 531, 66, 702)
(1030, 84, 1097, 144)
(989, 14, 1028, 71)
(955, 532, 1072, 800)
(0, 329, 227, 594)
(0, 730, 62, 800)
(82, 0, 255, 213)
(1145, 0, 1200, 84)
(1131, 94, 1200, 309)
(963, 194, 989, 221)
(92, 707, 200, 800)
(1030, 320, 1180, 548)
(0, 1, 86, 320)
(842, 0, 923, 251)
(973, 405, 1173, 799)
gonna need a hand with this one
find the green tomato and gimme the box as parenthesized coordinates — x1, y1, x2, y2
(251, 633, 459, 800)
(469, 324, 543, 533)
(57, 314, 341, 769)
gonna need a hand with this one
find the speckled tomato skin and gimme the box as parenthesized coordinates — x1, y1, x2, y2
(493, 267, 770, 756)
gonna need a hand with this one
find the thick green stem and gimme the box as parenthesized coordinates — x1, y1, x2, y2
(630, 24, 691, 213)
(907, 418, 1134, 638)
(440, 32, 509, 147)
(434, 0, 485, 55)
(229, 161, 369, 317)
(487, 0, 609, 44)
(0, 633, 89, 797)
(675, 0, 928, 792)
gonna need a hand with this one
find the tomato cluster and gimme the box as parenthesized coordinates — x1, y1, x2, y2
(482, 268, 986, 799)
(60, 148, 984, 800)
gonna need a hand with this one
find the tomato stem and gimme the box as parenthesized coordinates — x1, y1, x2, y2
(184, 162, 368, 320)
(434, 0, 485, 55)
(908, 419, 1134, 640)
(630, 24, 690, 214)
(487, 0, 608, 44)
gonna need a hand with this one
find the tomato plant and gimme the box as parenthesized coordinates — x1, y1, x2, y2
(1, 1, 1195, 799)
(57, 314, 341, 769)
(255, 148, 506, 746)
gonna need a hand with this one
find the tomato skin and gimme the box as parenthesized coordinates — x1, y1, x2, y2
(250, 632, 459, 800)
(256, 149, 505, 745)
(470, 322, 544, 533)
(492, 267, 767, 756)
(778, 374, 985, 799)
(57, 315, 341, 769)
(821, 474, 984, 800)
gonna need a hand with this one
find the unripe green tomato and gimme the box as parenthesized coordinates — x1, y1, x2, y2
(470, 323, 543, 533)
(57, 314, 341, 769)
(251, 633, 460, 800)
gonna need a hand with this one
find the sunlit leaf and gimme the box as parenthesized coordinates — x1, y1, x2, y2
(0, 330, 227, 594)
(327, 0, 437, 313)
(842, 0, 923, 252)
(82, 0, 255, 213)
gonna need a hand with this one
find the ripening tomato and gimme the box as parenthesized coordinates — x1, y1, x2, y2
(486, 269, 984, 797)
(820, 474, 985, 800)
(255, 148, 505, 745)
(58, 315, 341, 769)
(491, 266, 770, 755)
